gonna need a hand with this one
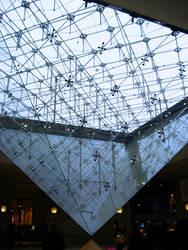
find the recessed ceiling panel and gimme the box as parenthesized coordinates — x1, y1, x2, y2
(90, 0, 188, 33)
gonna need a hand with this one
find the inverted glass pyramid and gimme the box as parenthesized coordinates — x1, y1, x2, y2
(0, 0, 188, 235)
(0, 106, 187, 234)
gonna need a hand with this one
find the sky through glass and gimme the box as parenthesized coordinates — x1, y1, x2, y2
(0, 0, 188, 133)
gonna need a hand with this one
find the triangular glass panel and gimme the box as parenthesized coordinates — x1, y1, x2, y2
(0, 103, 187, 234)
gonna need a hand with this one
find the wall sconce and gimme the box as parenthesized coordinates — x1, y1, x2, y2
(1, 205, 7, 213)
(116, 208, 123, 214)
(185, 203, 188, 211)
(51, 207, 57, 214)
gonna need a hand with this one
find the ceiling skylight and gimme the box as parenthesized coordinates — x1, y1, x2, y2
(0, 0, 188, 132)
(0, 0, 188, 235)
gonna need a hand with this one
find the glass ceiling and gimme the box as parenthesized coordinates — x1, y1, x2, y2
(0, 0, 188, 235)
(0, 0, 188, 132)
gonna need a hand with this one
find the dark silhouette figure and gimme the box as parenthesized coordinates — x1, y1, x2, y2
(114, 231, 125, 250)
(0, 220, 15, 250)
(174, 218, 188, 250)
(0, 220, 7, 248)
(128, 226, 149, 250)
(147, 223, 169, 250)
(43, 223, 65, 250)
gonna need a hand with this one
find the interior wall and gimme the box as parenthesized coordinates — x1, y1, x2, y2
(0, 161, 132, 247)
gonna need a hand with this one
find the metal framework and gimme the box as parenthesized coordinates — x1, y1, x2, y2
(0, 0, 188, 235)
(0, 0, 188, 132)
(0, 96, 187, 143)
(0, 103, 187, 234)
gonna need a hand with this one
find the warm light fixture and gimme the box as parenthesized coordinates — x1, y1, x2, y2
(1, 205, 7, 213)
(51, 207, 57, 214)
(185, 203, 188, 211)
(116, 208, 123, 214)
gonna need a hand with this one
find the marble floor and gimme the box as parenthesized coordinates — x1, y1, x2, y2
(12, 248, 79, 250)
(11, 244, 104, 250)
(5, 245, 129, 250)
(11, 246, 81, 250)
(10, 245, 116, 250)
(8, 241, 126, 250)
